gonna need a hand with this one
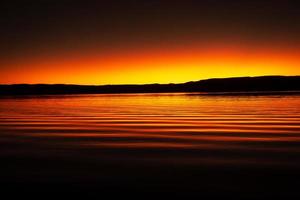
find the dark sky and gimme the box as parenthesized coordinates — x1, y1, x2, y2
(1, 0, 300, 84)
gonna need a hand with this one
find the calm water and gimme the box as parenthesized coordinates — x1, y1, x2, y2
(1, 93, 300, 197)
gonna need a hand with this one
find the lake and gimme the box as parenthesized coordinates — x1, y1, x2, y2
(1, 93, 300, 197)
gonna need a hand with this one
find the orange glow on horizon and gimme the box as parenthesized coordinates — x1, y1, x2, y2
(1, 44, 300, 85)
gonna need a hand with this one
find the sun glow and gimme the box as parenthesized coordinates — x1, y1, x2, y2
(1, 45, 299, 84)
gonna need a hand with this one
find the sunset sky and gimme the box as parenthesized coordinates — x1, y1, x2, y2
(1, 0, 299, 85)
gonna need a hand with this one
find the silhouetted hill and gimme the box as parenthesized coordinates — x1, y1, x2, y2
(1, 76, 300, 95)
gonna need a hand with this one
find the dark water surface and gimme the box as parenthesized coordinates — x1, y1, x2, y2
(1, 93, 300, 197)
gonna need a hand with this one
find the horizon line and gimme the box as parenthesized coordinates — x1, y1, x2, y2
(1, 75, 300, 86)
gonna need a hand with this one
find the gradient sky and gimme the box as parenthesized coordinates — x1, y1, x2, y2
(1, 0, 299, 84)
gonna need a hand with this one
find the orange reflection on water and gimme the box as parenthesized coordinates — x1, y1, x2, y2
(1, 93, 300, 153)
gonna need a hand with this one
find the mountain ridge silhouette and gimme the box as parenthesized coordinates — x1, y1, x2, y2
(1, 75, 300, 95)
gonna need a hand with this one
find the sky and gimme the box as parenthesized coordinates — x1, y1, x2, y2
(0, 0, 299, 84)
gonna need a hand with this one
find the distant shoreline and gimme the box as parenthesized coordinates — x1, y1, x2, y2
(1, 76, 300, 96)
